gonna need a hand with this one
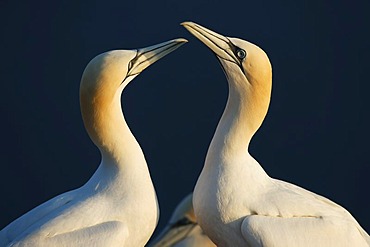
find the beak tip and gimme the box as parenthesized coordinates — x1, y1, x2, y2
(180, 21, 193, 27)
(176, 38, 188, 43)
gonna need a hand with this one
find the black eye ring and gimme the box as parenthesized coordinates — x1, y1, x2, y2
(236, 49, 246, 59)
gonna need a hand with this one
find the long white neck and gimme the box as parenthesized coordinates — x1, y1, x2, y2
(80, 84, 147, 174)
(205, 63, 272, 170)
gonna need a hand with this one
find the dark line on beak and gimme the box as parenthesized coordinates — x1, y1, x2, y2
(133, 42, 180, 71)
(191, 25, 246, 75)
(187, 24, 240, 68)
(138, 41, 175, 56)
(122, 42, 181, 84)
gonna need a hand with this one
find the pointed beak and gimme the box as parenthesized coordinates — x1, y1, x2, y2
(127, 38, 187, 77)
(181, 22, 240, 65)
(149, 223, 196, 247)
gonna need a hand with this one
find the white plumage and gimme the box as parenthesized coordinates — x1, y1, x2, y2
(149, 193, 215, 247)
(182, 21, 369, 247)
(0, 38, 187, 247)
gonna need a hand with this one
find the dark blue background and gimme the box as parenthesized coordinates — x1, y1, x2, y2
(1, 0, 369, 238)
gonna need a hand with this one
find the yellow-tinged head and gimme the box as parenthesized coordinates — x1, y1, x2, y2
(181, 22, 271, 89)
(80, 50, 136, 109)
(182, 22, 272, 138)
(80, 38, 188, 105)
(79, 39, 187, 149)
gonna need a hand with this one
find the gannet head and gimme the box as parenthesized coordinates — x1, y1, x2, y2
(181, 22, 271, 89)
(182, 22, 272, 137)
(80, 38, 188, 102)
(79, 38, 187, 149)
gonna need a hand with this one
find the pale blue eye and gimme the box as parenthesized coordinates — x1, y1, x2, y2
(236, 49, 246, 59)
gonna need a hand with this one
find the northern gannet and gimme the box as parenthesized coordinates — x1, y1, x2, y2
(149, 193, 215, 247)
(0, 38, 187, 247)
(182, 21, 370, 247)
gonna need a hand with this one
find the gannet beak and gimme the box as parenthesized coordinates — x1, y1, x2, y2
(149, 220, 196, 247)
(127, 38, 187, 77)
(181, 22, 240, 65)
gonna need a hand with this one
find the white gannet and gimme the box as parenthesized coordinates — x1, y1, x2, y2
(149, 193, 216, 247)
(0, 38, 187, 247)
(182, 21, 370, 247)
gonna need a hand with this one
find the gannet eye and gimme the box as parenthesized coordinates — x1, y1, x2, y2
(236, 49, 246, 59)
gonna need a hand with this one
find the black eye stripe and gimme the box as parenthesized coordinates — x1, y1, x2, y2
(228, 41, 246, 61)
(217, 37, 247, 75)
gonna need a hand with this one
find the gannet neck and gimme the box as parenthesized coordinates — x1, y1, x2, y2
(208, 53, 272, 161)
(83, 88, 144, 169)
(80, 55, 144, 169)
